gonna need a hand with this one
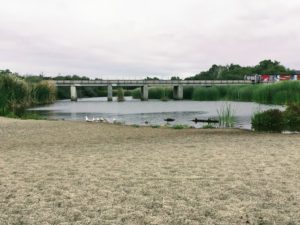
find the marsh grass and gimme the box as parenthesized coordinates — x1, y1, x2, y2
(117, 88, 125, 102)
(172, 124, 190, 129)
(20, 112, 44, 120)
(192, 86, 220, 101)
(132, 81, 300, 105)
(217, 103, 235, 128)
(0, 74, 56, 117)
(202, 124, 216, 129)
(132, 87, 173, 100)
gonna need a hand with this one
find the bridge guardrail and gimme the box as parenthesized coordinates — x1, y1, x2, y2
(54, 79, 253, 86)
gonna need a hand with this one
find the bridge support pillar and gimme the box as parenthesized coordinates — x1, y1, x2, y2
(173, 85, 183, 100)
(70, 85, 77, 101)
(141, 85, 148, 101)
(107, 85, 113, 101)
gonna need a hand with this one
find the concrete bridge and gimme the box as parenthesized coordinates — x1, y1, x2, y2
(55, 79, 253, 101)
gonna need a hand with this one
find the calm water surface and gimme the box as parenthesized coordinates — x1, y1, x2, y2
(28, 97, 284, 129)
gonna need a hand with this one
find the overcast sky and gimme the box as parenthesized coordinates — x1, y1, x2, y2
(0, 0, 300, 78)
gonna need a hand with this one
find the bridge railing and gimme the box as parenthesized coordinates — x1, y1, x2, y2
(54, 79, 253, 86)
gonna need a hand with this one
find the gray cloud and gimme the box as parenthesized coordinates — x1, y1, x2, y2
(0, 0, 300, 78)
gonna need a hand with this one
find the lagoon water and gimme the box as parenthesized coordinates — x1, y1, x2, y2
(28, 97, 284, 129)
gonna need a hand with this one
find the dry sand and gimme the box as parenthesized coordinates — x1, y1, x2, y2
(0, 117, 300, 225)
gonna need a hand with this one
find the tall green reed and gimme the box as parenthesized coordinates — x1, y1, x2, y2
(217, 103, 235, 128)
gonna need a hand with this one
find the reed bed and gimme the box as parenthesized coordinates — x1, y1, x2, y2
(117, 88, 125, 102)
(0, 74, 56, 116)
(131, 81, 300, 104)
(132, 87, 173, 100)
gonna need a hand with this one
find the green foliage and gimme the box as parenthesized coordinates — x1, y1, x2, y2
(254, 60, 291, 74)
(131, 88, 141, 99)
(132, 81, 300, 105)
(192, 86, 220, 101)
(132, 87, 172, 100)
(185, 60, 291, 80)
(117, 88, 125, 102)
(0, 71, 56, 117)
(283, 104, 300, 131)
(149, 87, 172, 100)
(202, 124, 215, 129)
(24, 75, 44, 83)
(31, 81, 56, 105)
(251, 109, 284, 132)
(20, 112, 44, 120)
(0, 74, 29, 116)
(171, 76, 181, 80)
(252, 81, 300, 104)
(183, 86, 194, 99)
(172, 124, 189, 129)
(144, 76, 159, 80)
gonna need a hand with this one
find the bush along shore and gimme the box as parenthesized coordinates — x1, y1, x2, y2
(0, 72, 56, 118)
(251, 104, 300, 132)
(131, 81, 300, 105)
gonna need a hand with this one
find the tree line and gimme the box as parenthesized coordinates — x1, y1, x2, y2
(184, 60, 294, 80)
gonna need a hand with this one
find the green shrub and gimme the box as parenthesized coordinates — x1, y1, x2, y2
(117, 88, 125, 102)
(251, 109, 284, 132)
(283, 104, 300, 131)
(131, 88, 141, 99)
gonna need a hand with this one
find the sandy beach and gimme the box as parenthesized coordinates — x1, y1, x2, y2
(1, 117, 300, 224)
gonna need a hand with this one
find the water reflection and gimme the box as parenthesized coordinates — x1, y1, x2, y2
(28, 97, 284, 129)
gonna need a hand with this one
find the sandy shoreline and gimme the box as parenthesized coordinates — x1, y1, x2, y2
(1, 117, 300, 224)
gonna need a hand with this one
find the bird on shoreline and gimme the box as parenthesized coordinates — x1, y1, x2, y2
(85, 115, 92, 122)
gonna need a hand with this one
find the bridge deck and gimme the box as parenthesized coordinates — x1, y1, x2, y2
(55, 79, 253, 87)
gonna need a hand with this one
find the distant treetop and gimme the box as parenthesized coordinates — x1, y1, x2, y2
(185, 60, 293, 80)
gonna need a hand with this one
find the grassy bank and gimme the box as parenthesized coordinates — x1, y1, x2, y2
(132, 81, 300, 105)
(0, 73, 56, 117)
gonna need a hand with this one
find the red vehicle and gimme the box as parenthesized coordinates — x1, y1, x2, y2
(261, 74, 270, 82)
